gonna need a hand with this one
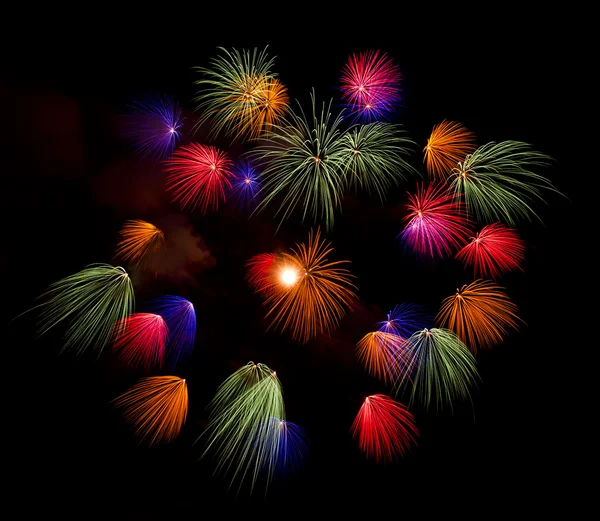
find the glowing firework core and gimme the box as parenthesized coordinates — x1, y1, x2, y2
(279, 267, 299, 287)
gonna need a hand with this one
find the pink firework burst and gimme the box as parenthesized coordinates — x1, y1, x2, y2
(339, 49, 403, 122)
(351, 394, 419, 463)
(398, 181, 474, 259)
(164, 143, 235, 213)
(112, 313, 168, 372)
(455, 222, 526, 279)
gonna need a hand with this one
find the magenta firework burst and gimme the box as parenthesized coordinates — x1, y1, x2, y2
(339, 49, 403, 122)
(397, 181, 474, 259)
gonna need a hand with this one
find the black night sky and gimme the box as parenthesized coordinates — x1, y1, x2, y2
(4, 13, 583, 519)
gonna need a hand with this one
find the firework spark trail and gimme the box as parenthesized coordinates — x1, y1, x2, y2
(376, 302, 433, 337)
(356, 331, 410, 386)
(435, 279, 524, 354)
(423, 120, 477, 180)
(351, 394, 419, 463)
(112, 375, 188, 446)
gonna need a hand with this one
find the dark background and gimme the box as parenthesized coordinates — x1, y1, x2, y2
(4, 13, 583, 519)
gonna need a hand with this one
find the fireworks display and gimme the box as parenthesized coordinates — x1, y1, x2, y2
(11, 33, 570, 514)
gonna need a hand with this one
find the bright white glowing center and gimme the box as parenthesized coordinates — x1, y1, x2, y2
(280, 268, 299, 287)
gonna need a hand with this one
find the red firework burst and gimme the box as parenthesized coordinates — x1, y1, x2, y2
(455, 222, 526, 279)
(398, 181, 474, 258)
(245, 252, 279, 296)
(112, 313, 168, 371)
(339, 49, 403, 122)
(164, 142, 235, 213)
(351, 394, 419, 463)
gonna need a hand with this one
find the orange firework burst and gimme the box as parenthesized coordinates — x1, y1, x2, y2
(356, 331, 409, 386)
(423, 120, 477, 180)
(435, 279, 524, 354)
(114, 219, 165, 270)
(112, 375, 188, 446)
(264, 228, 358, 343)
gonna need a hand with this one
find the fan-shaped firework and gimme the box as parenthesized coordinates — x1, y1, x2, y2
(448, 140, 557, 226)
(146, 295, 197, 370)
(262, 418, 309, 479)
(435, 279, 523, 354)
(339, 49, 403, 122)
(264, 228, 358, 343)
(164, 142, 235, 213)
(31, 263, 134, 355)
(192, 46, 289, 142)
(122, 93, 183, 160)
(112, 375, 188, 446)
(248, 90, 349, 232)
(455, 222, 526, 279)
(394, 327, 479, 411)
(377, 302, 433, 338)
(423, 120, 477, 180)
(397, 181, 474, 258)
(198, 362, 285, 495)
(112, 312, 168, 372)
(114, 219, 165, 271)
(226, 158, 262, 215)
(356, 331, 408, 386)
(340, 121, 419, 201)
(351, 394, 419, 463)
(245, 252, 279, 296)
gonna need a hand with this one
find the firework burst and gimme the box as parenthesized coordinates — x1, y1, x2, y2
(29, 263, 134, 355)
(340, 121, 419, 201)
(356, 331, 408, 386)
(377, 302, 433, 337)
(339, 49, 403, 122)
(226, 158, 262, 215)
(146, 295, 197, 370)
(198, 362, 286, 496)
(351, 394, 419, 463)
(448, 140, 558, 226)
(455, 222, 526, 279)
(397, 181, 474, 259)
(192, 46, 289, 143)
(423, 120, 477, 180)
(122, 92, 184, 160)
(112, 312, 168, 372)
(263, 228, 358, 343)
(394, 327, 480, 411)
(112, 375, 188, 446)
(114, 219, 165, 271)
(248, 90, 349, 232)
(435, 279, 523, 354)
(164, 142, 235, 213)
